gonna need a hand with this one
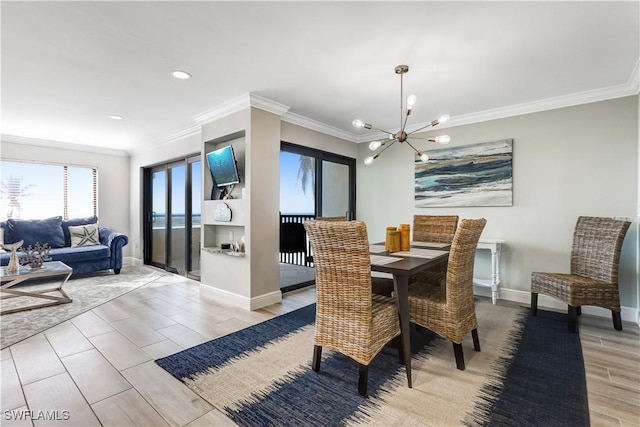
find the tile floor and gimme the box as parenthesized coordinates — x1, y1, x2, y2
(1, 269, 638, 426)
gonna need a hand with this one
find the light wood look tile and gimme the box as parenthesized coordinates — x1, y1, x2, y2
(138, 297, 191, 317)
(1, 348, 12, 361)
(60, 349, 131, 404)
(121, 361, 212, 426)
(88, 331, 151, 371)
(156, 323, 210, 348)
(10, 337, 66, 385)
(92, 302, 131, 323)
(22, 373, 100, 426)
(70, 310, 115, 338)
(2, 358, 27, 411)
(91, 388, 169, 427)
(141, 339, 184, 360)
(44, 322, 93, 358)
(1, 405, 34, 427)
(109, 317, 167, 347)
(127, 306, 176, 330)
(184, 409, 238, 427)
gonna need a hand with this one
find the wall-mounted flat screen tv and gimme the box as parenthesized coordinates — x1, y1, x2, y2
(206, 144, 241, 187)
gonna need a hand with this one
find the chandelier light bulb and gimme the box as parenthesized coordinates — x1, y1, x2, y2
(419, 152, 429, 162)
(438, 114, 450, 124)
(435, 135, 451, 144)
(364, 156, 375, 165)
(407, 94, 417, 108)
(369, 140, 382, 151)
(352, 119, 365, 128)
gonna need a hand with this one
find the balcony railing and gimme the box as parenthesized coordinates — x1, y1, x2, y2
(280, 214, 314, 266)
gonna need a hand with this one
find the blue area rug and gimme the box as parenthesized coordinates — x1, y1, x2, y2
(155, 304, 589, 426)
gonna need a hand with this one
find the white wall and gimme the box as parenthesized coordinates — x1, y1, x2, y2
(357, 96, 639, 310)
(0, 139, 131, 254)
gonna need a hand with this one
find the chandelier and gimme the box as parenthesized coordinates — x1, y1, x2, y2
(352, 65, 451, 165)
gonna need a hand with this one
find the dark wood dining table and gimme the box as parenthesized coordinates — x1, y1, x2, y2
(369, 243, 449, 388)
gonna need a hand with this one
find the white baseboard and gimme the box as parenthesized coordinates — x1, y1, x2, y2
(199, 285, 282, 311)
(124, 256, 143, 266)
(483, 286, 639, 325)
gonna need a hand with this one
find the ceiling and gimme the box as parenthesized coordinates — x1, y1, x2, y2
(2, 1, 639, 155)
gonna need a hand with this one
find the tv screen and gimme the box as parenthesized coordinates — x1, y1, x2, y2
(206, 145, 240, 187)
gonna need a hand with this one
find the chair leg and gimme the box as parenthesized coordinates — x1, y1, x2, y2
(577, 306, 582, 316)
(393, 335, 405, 365)
(312, 345, 322, 372)
(471, 329, 481, 352)
(452, 343, 465, 370)
(530, 292, 538, 316)
(358, 363, 369, 396)
(568, 305, 578, 333)
(612, 311, 623, 331)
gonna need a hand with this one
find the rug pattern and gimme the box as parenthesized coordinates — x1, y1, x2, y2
(1, 265, 168, 349)
(156, 300, 588, 426)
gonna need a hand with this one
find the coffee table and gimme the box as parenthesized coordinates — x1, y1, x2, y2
(1, 261, 73, 315)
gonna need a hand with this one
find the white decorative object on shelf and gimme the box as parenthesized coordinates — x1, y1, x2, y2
(213, 202, 232, 222)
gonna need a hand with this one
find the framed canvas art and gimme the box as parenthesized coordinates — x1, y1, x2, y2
(415, 139, 513, 207)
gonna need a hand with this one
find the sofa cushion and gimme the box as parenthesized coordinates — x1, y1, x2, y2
(49, 245, 110, 263)
(69, 224, 100, 247)
(62, 216, 98, 247)
(6, 216, 65, 248)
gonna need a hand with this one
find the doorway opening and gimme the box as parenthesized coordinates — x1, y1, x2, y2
(279, 142, 356, 292)
(143, 154, 201, 280)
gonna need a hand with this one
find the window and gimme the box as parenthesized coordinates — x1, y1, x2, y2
(0, 160, 97, 221)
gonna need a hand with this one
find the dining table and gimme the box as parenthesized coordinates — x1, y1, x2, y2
(369, 242, 450, 388)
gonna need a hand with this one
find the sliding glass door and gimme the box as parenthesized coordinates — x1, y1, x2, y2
(144, 154, 201, 279)
(280, 142, 355, 220)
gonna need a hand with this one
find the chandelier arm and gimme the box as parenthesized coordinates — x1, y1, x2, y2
(366, 124, 396, 136)
(405, 122, 436, 137)
(374, 138, 398, 157)
(404, 139, 423, 156)
(405, 135, 434, 141)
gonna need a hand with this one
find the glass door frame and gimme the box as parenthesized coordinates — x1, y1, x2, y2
(142, 153, 201, 278)
(280, 141, 356, 219)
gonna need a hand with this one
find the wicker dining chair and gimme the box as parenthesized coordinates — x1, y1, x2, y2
(314, 216, 348, 221)
(304, 219, 403, 396)
(408, 218, 487, 370)
(531, 216, 631, 333)
(413, 215, 459, 244)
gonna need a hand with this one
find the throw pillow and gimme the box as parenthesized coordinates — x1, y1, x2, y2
(0, 226, 5, 253)
(69, 224, 100, 247)
(62, 216, 98, 247)
(6, 216, 66, 248)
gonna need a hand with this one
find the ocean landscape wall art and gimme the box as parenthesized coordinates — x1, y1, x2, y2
(415, 139, 513, 207)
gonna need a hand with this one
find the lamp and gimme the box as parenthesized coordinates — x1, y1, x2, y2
(353, 65, 451, 165)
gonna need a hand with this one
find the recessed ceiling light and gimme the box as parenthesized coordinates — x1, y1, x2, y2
(172, 70, 192, 80)
(108, 115, 124, 120)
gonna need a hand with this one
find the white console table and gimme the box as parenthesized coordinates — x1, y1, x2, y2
(473, 238, 504, 304)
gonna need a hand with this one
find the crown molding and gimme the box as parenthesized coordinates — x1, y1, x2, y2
(352, 71, 640, 142)
(0, 134, 129, 157)
(281, 111, 359, 142)
(194, 92, 290, 125)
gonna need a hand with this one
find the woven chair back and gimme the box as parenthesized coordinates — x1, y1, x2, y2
(304, 219, 373, 318)
(445, 218, 487, 310)
(570, 216, 631, 283)
(413, 215, 459, 244)
(315, 216, 348, 221)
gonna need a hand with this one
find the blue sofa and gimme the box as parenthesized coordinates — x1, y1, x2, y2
(1, 216, 128, 275)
